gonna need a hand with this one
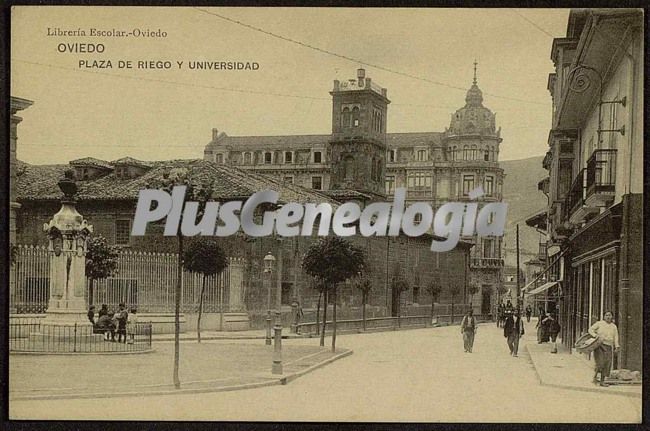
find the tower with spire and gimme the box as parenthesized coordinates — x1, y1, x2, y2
(442, 61, 505, 315)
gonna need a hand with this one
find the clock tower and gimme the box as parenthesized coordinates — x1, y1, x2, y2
(329, 68, 390, 201)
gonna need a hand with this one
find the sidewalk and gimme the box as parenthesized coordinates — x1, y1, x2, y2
(152, 329, 302, 342)
(525, 336, 641, 398)
(10, 341, 351, 400)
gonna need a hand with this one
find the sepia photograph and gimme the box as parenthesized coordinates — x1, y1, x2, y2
(7, 6, 644, 423)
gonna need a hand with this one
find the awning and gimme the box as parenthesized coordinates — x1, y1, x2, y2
(526, 281, 559, 296)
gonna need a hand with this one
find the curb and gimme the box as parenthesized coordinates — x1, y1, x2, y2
(10, 349, 353, 401)
(152, 334, 301, 342)
(525, 344, 641, 399)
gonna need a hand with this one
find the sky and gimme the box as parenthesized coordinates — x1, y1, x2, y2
(11, 7, 570, 165)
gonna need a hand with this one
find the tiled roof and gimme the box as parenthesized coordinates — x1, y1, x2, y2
(111, 157, 152, 168)
(15, 159, 340, 207)
(386, 132, 443, 147)
(205, 132, 445, 152)
(205, 134, 330, 152)
(69, 157, 114, 170)
(323, 190, 374, 201)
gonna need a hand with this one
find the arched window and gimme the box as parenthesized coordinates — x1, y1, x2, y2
(352, 107, 360, 127)
(484, 149, 490, 161)
(342, 107, 351, 128)
(463, 145, 469, 160)
(471, 145, 477, 160)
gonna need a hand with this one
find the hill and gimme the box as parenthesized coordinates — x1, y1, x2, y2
(500, 155, 548, 266)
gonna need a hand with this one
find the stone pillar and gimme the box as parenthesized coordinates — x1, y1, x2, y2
(10, 97, 33, 314)
(228, 257, 245, 311)
(40, 172, 94, 327)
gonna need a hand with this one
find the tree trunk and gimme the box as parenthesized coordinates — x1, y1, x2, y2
(320, 289, 328, 347)
(397, 292, 401, 328)
(315, 290, 322, 336)
(362, 291, 367, 332)
(450, 296, 455, 325)
(332, 287, 337, 353)
(173, 234, 183, 389)
(197, 274, 206, 343)
(431, 294, 435, 323)
(89, 278, 94, 306)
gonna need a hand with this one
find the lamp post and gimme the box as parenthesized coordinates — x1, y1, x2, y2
(272, 246, 283, 375)
(263, 252, 275, 346)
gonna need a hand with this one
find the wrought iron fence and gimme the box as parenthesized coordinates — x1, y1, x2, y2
(9, 246, 235, 314)
(9, 318, 153, 353)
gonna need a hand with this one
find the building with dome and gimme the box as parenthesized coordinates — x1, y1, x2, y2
(204, 65, 505, 316)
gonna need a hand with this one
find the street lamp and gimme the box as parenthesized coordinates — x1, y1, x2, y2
(263, 252, 276, 346)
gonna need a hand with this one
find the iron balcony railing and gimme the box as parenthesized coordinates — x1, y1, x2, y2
(470, 257, 504, 268)
(565, 169, 586, 220)
(586, 149, 617, 198)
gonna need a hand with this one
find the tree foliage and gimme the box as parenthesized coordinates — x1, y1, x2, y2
(85, 235, 119, 281)
(302, 237, 366, 287)
(425, 281, 442, 300)
(182, 237, 229, 277)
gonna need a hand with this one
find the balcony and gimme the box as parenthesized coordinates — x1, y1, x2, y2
(470, 257, 504, 269)
(565, 169, 598, 225)
(585, 149, 616, 208)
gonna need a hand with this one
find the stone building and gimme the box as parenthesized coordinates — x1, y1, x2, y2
(203, 66, 505, 314)
(14, 157, 472, 329)
(526, 9, 642, 371)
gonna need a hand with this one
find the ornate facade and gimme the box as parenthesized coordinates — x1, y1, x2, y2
(204, 67, 505, 314)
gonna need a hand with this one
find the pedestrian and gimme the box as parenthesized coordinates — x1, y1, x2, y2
(542, 312, 561, 353)
(504, 309, 524, 357)
(87, 305, 96, 325)
(525, 305, 532, 323)
(127, 308, 138, 344)
(96, 312, 116, 341)
(460, 309, 477, 353)
(588, 311, 620, 387)
(116, 303, 128, 343)
(496, 303, 503, 328)
(98, 303, 108, 318)
(536, 312, 549, 344)
(292, 300, 304, 334)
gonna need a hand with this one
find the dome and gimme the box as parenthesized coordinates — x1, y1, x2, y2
(448, 83, 496, 136)
(465, 84, 483, 106)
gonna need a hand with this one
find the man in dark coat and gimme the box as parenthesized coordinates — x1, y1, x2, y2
(504, 309, 525, 357)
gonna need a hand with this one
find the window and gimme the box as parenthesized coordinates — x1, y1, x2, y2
(216, 154, 224, 164)
(115, 220, 131, 246)
(342, 107, 351, 128)
(485, 176, 494, 196)
(243, 152, 252, 164)
(608, 101, 618, 148)
(414, 213, 423, 224)
(484, 150, 490, 161)
(482, 238, 494, 258)
(388, 149, 396, 162)
(283, 176, 294, 184)
(313, 151, 322, 164)
(311, 176, 322, 190)
(264, 152, 272, 164)
(462, 174, 475, 196)
(352, 107, 360, 127)
(416, 149, 427, 161)
(463, 145, 470, 160)
(344, 156, 354, 180)
(385, 176, 395, 194)
(284, 151, 293, 164)
(407, 172, 432, 189)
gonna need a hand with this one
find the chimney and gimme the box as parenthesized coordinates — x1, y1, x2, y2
(212, 128, 219, 141)
(333, 79, 340, 91)
(357, 68, 365, 86)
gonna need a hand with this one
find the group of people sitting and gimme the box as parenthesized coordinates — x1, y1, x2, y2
(87, 303, 138, 343)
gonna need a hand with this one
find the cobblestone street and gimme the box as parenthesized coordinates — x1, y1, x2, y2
(10, 321, 642, 422)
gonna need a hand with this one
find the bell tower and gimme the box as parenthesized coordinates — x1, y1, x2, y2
(329, 68, 390, 200)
